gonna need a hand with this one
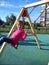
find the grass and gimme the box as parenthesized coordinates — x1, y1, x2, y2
(0, 26, 11, 32)
(0, 26, 49, 34)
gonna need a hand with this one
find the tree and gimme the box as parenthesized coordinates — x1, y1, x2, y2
(0, 19, 5, 25)
(6, 14, 16, 25)
(34, 23, 41, 29)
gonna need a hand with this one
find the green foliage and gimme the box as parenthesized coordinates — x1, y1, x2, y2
(0, 25, 11, 32)
(0, 19, 5, 25)
(34, 23, 41, 29)
(6, 14, 16, 25)
(24, 22, 30, 29)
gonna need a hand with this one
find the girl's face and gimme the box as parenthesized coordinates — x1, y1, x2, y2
(16, 22, 23, 29)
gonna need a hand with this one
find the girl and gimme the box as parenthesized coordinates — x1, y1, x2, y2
(0, 20, 27, 49)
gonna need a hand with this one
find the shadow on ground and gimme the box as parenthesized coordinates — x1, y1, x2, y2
(19, 39, 49, 51)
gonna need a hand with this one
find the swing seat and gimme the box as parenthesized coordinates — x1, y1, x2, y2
(10, 43, 18, 49)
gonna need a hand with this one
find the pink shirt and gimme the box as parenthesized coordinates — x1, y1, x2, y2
(10, 29, 27, 45)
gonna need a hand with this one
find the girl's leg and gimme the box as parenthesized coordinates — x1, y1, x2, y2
(0, 36, 14, 46)
(16, 43, 19, 48)
(0, 36, 18, 49)
(0, 35, 6, 38)
(0, 37, 5, 46)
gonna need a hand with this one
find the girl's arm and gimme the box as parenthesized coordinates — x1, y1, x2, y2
(21, 30, 27, 40)
(22, 33, 27, 40)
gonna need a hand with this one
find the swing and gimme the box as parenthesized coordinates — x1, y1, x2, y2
(0, 8, 41, 56)
(0, 0, 49, 56)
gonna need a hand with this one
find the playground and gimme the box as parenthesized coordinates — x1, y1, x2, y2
(0, 0, 49, 65)
(0, 34, 49, 65)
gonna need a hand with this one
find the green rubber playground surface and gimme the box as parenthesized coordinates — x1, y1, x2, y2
(0, 34, 49, 65)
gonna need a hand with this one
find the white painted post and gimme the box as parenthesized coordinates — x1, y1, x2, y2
(24, 0, 49, 8)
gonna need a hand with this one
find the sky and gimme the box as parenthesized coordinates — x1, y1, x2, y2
(0, 0, 41, 23)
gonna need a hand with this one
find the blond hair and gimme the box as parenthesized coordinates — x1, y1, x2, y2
(16, 20, 24, 29)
